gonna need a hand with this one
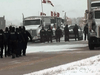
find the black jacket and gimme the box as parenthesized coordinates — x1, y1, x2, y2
(64, 26, 69, 35)
(47, 28, 53, 36)
(84, 24, 88, 34)
(73, 25, 78, 34)
(55, 28, 62, 37)
(40, 29, 46, 37)
(22, 30, 32, 42)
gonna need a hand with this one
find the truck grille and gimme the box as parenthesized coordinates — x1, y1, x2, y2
(28, 30, 37, 37)
(32, 30, 37, 36)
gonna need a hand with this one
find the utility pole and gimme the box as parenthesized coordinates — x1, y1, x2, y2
(41, 0, 44, 26)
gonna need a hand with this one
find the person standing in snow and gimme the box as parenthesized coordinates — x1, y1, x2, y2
(64, 24, 69, 42)
(47, 25, 53, 43)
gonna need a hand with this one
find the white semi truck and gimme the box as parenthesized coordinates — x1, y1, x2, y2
(87, 0, 100, 50)
(23, 16, 62, 42)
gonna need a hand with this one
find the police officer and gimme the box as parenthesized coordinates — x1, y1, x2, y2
(9, 27, 18, 58)
(16, 28, 23, 57)
(18, 26, 25, 56)
(8, 26, 13, 56)
(21, 26, 32, 56)
(84, 23, 88, 40)
(73, 24, 79, 41)
(4, 27, 10, 57)
(64, 25, 69, 42)
(0, 29, 5, 58)
(40, 26, 46, 43)
(47, 25, 53, 43)
(55, 26, 62, 42)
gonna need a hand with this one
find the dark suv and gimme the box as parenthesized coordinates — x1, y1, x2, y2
(68, 25, 83, 40)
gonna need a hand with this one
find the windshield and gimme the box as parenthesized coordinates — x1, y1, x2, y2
(95, 11, 100, 19)
(68, 26, 74, 29)
(91, 3, 100, 7)
(68, 26, 80, 29)
(24, 19, 41, 25)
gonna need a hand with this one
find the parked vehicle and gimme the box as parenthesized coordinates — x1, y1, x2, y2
(23, 16, 63, 42)
(68, 25, 83, 40)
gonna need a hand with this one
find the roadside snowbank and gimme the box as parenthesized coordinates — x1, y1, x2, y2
(24, 54, 100, 75)
(26, 44, 87, 53)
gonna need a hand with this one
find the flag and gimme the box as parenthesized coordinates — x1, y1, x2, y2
(51, 11, 53, 16)
(42, 0, 54, 7)
(57, 12, 60, 17)
(47, 0, 54, 7)
(54, 12, 56, 16)
(42, 0, 46, 3)
(40, 12, 46, 16)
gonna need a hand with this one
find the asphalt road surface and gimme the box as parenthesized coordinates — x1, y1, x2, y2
(0, 40, 100, 75)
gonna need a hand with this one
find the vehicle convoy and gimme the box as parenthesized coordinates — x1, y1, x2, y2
(86, 0, 100, 50)
(23, 16, 63, 42)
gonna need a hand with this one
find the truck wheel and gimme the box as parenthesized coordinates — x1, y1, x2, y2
(88, 37, 94, 50)
(89, 44, 94, 50)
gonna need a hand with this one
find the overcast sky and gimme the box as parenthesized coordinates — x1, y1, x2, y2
(0, 0, 87, 25)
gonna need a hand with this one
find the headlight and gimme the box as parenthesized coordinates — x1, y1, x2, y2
(69, 29, 73, 31)
(78, 29, 81, 31)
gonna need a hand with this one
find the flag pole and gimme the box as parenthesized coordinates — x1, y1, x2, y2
(41, 0, 44, 26)
(22, 13, 24, 26)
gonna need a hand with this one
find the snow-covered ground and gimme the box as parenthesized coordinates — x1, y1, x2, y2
(24, 40, 100, 75)
(24, 39, 99, 75)
(24, 54, 100, 75)
(26, 43, 87, 53)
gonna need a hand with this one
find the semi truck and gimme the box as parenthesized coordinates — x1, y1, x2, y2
(86, 0, 100, 50)
(23, 16, 62, 42)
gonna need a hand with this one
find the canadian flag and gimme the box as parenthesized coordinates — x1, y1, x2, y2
(40, 12, 46, 16)
(42, 0, 54, 7)
(42, 0, 46, 3)
(54, 12, 56, 16)
(57, 12, 60, 17)
(51, 11, 53, 16)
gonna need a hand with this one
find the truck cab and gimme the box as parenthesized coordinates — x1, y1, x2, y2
(88, 0, 100, 50)
(23, 17, 42, 42)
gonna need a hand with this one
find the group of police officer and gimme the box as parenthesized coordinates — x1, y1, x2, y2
(40, 24, 69, 43)
(0, 24, 88, 59)
(40, 24, 85, 43)
(0, 26, 32, 59)
(40, 25, 63, 43)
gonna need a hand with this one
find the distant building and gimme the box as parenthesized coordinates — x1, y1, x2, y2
(0, 16, 6, 30)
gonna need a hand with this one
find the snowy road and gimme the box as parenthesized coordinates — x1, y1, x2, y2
(27, 43, 87, 53)
(24, 41, 100, 75)
(24, 54, 100, 75)
(26, 41, 88, 53)
(1, 40, 100, 75)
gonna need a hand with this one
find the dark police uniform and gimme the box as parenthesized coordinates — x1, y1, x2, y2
(18, 27, 25, 56)
(16, 28, 24, 57)
(64, 25, 69, 41)
(84, 24, 88, 40)
(9, 27, 18, 58)
(55, 26, 62, 42)
(4, 27, 10, 57)
(40, 27, 46, 43)
(47, 26, 53, 43)
(22, 26, 32, 56)
(73, 24, 79, 41)
(0, 29, 5, 58)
